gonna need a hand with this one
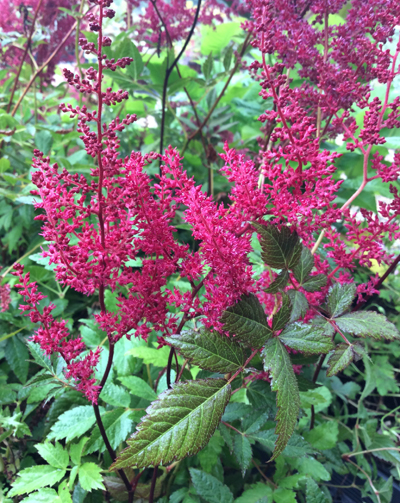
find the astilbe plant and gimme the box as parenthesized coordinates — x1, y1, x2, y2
(10, 0, 400, 501)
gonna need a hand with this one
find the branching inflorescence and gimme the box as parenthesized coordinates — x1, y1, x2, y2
(11, 0, 400, 486)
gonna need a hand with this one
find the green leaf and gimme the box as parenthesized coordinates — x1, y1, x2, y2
(272, 293, 291, 332)
(189, 468, 233, 503)
(116, 38, 143, 80)
(326, 343, 354, 376)
(234, 482, 273, 503)
(221, 294, 272, 349)
(311, 316, 335, 337)
(326, 283, 356, 317)
(335, 311, 400, 341)
(233, 434, 252, 477)
(279, 323, 334, 354)
(124, 345, 172, 367)
(261, 339, 300, 460)
(302, 274, 327, 293)
(249, 430, 314, 457)
(306, 479, 330, 503)
(203, 53, 214, 80)
(5, 335, 29, 383)
(101, 382, 131, 408)
(292, 246, 314, 284)
(304, 421, 338, 450)
(27, 343, 50, 371)
(273, 488, 297, 503)
(78, 463, 105, 492)
(48, 406, 98, 442)
(35, 442, 69, 469)
(70, 437, 88, 466)
(35, 130, 53, 155)
(58, 480, 73, 503)
(166, 328, 245, 374)
(85, 408, 134, 454)
(9, 466, 66, 497)
(252, 223, 302, 270)
(223, 46, 233, 72)
(296, 375, 321, 392)
(20, 488, 61, 503)
(265, 271, 289, 294)
(287, 290, 309, 323)
(112, 379, 231, 469)
(292, 456, 330, 481)
(118, 375, 157, 401)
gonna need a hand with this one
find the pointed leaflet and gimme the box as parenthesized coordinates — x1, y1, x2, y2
(233, 434, 252, 477)
(261, 338, 300, 460)
(326, 343, 354, 377)
(166, 328, 245, 374)
(112, 379, 231, 470)
(288, 290, 308, 323)
(189, 468, 234, 503)
(311, 316, 335, 337)
(326, 283, 356, 317)
(335, 311, 400, 341)
(292, 246, 314, 284)
(252, 222, 302, 270)
(221, 294, 272, 349)
(265, 271, 289, 294)
(302, 274, 327, 293)
(279, 323, 334, 354)
(272, 293, 292, 332)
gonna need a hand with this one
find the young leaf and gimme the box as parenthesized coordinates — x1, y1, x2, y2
(234, 482, 273, 503)
(233, 434, 252, 477)
(78, 463, 105, 492)
(203, 53, 214, 80)
(335, 311, 400, 341)
(252, 223, 302, 270)
(101, 382, 131, 408)
(118, 376, 157, 402)
(5, 335, 29, 383)
(272, 293, 291, 331)
(292, 246, 314, 284)
(189, 468, 233, 503)
(48, 406, 99, 442)
(112, 379, 231, 470)
(304, 422, 339, 450)
(326, 343, 354, 377)
(35, 442, 69, 469)
(287, 290, 308, 323)
(264, 271, 289, 294)
(85, 408, 134, 454)
(279, 323, 334, 354)
(19, 488, 61, 503)
(70, 437, 88, 466)
(306, 479, 330, 503)
(166, 328, 245, 374)
(326, 283, 356, 317)
(223, 46, 233, 72)
(8, 466, 66, 497)
(302, 274, 327, 293)
(261, 338, 300, 460)
(221, 294, 272, 349)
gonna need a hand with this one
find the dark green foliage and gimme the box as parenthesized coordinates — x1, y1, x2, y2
(166, 328, 245, 373)
(112, 379, 231, 469)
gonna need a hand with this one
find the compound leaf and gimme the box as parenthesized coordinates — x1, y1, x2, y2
(9, 465, 66, 497)
(265, 271, 289, 294)
(326, 343, 354, 377)
(189, 468, 233, 503)
(166, 328, 245, 374)
(272, 293, 292, 332)
(253, 223, 302, 270)
(35, 442, 69, 469)
(287, 290, 309, 323)
(292, 246, 314, 284)
(261, 338, 300, 460)
(78, 462, 105, 492)
(335, 311, 400, 341)
(279, 323, 334, 354)
(233, 434, 252, 477)
(112, 379, 231, 470)
(326, 283, 356, 317)
(302, 274, 327, 293)
(221, 294, 272, 349)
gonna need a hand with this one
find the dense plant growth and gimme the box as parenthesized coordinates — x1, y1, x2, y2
(1, 0, 400, 502)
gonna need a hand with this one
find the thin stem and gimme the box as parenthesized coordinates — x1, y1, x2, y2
(159, 0, 202, 161)
(0, 241, 44, 279)
(148, 465, 159, 503)
(344, 447, 400, 459)
(345, 458, 381, 503)
(175, 358, 188, 382)
(221, 421, 242, 435)
(181, 33, 251, 155)
(7, 0, 44, 113)
(166, 346, 175, 389)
